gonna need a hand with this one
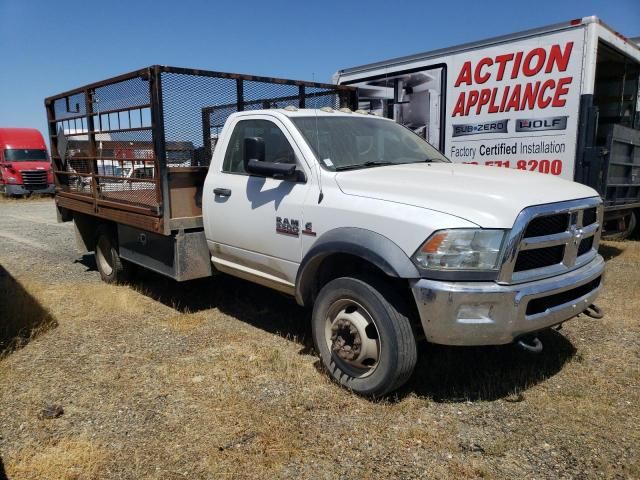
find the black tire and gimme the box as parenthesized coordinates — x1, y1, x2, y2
(604, 210, 636, 241)
(312, 275, 417, 397)
(94, 226, 133, 284)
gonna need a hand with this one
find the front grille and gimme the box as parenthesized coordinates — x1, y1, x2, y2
(526, 276, 602, 316)
(523, 213, 569, 238)
(577, 236, 594, 256)
(514, 245, 565, 272)
(583, 208, 597, 226)
(21, 170, 48, 189)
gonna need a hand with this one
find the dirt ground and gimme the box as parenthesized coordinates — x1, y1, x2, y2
(0, 198, 638, 479)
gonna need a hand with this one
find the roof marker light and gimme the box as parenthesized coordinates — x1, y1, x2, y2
(320, 107, 333, 113)
(284, 105, 298, 112)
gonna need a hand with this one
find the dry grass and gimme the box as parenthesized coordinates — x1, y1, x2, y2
(0, 228, 638, 478)
(0, 267, 56, 355)
(5, 438, 107, 480)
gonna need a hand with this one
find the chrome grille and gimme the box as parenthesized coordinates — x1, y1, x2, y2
(498, 198, 603, 284)
(523, 213, 569, 238)
(577, 236, 594, 256)
(514, 245, 565, 272)
(21, 170, 48, 189)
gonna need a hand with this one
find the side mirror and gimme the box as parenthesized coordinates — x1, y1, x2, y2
(243, 137, 265, 171)
(247, 159, 297, 179)
(243, 136, 303, 181)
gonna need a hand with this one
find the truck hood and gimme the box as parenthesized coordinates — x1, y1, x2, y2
(334, 163, 599, 228)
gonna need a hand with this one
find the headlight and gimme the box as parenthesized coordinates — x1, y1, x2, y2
(413, 229, 505, 271)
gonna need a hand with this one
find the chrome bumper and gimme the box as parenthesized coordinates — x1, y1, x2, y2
(410, 255, 605, 346)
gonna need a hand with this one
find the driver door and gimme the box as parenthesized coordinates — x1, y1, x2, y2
(204, 115, 311, 292)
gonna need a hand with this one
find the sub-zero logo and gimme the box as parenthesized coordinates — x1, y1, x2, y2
(452, 119, 508, 137)
(516, 116, 567, 132)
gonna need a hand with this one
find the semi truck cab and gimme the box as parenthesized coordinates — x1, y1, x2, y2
(0, 128, 54, 196)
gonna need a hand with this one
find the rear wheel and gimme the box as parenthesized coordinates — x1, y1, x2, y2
(95, 227, 132, 284)
(312, 275, 417, 397)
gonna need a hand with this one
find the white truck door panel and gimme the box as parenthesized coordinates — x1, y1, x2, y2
(204, 116, 310, 287)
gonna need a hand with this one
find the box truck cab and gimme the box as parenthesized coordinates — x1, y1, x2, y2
(335, 16, 640, 238)
(0, 128, 54, 196)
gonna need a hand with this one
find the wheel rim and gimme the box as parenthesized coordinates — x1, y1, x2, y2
(324, 298, 381, 378)
(96, 236, 114, 276)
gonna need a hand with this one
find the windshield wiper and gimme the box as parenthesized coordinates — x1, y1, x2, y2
(334, 160, 396, 171)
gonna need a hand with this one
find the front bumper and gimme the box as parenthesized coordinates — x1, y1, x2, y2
(410, 255, 605, 346)
(2, 184, 55, 196)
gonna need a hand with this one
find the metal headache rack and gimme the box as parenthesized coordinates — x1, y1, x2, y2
(46, 65, 357, 235)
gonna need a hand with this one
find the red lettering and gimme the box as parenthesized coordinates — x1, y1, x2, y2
(552, 76, 572, 107)
(538, 79, 555, 108)
(545, 42, 573, 73)
(511, 51, 523, 79)
(476, 89, 492, 114)
(465, 90, 479, 116)
(521, 81, 541, 110)
(452, 92, 466, 116)
(455, 62, 472, 87)
(499, 85, 510, 112)
(523, 48, 546, 76)
(505, 84, 522, 111)
(474, 58, 493, 84)
(495, 54, 514, 81)
(488, 87, 500, 113)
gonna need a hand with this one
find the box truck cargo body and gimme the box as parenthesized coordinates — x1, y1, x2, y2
(335, 16, 640, 236)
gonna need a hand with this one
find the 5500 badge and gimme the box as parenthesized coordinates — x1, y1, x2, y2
(276, 217, 317, 237)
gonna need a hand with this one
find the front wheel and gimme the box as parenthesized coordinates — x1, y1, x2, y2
(312, 276, 417, 397)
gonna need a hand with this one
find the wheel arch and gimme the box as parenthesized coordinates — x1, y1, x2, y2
(73, 213, 117, 253)
(295, 227, 420, 307)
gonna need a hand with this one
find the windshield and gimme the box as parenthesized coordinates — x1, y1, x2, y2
(291, 116, 449, 170)
(4, 149, 47, 162)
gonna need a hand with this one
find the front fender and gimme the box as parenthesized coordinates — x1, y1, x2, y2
(295, 227, 420, 306)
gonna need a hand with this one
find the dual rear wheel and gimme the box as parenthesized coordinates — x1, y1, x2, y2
(94, 227, 134, 284)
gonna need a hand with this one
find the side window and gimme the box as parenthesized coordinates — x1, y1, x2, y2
(222, 119, 296, 174)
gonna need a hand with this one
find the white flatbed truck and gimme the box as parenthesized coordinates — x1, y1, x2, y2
(46, 66, 604, 396)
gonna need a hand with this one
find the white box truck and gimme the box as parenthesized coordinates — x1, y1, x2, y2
(335, 16, 640, 238)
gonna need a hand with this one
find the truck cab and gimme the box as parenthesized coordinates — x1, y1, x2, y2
(0, 128, 54, 197)
(201, 107, 604, 395)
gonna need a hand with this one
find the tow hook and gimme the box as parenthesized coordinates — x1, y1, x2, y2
(516, 336, 543, 353)
(583, 303, 604, 319)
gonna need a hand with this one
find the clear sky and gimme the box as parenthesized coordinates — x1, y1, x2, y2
(1, 0, 638, 142)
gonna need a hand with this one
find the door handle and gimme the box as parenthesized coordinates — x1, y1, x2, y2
(213, 188, 232, 197)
